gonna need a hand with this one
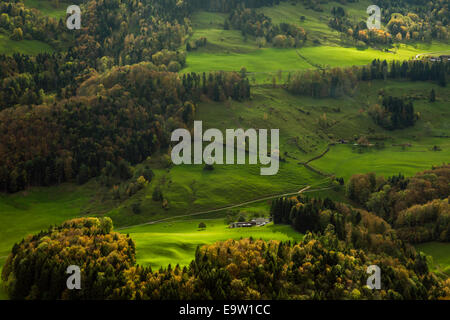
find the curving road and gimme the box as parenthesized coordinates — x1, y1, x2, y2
(117, 184, 332, 230)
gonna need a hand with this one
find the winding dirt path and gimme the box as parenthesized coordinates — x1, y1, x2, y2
(298, 144, 333, 177)
(117, 185, 331, 230)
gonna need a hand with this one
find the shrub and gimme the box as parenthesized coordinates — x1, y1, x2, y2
(152, 186, 163, 201)
(132, 202, 141, 214)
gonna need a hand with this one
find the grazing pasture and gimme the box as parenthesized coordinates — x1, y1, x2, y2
(24, 0, 69, 19)
(416, 242, 450, 276)
(184, 7, 449, 84)
(121, 219, 303, 269)
(0, 34, 54, 55)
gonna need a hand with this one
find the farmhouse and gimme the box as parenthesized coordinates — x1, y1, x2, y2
(229, 222, 253, 228)
(229, 218, 270, 228)
(430, 55, 450, 62)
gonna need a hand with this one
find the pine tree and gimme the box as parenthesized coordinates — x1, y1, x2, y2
(77, 164, 89, 185)
(429, 88, 436, 102)
(438, 69, 446, 87)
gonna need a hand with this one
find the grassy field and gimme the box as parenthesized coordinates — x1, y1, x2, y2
(185, 41, 449, 84)
(107, 161, 325, 227)
(312, 81, 450, 179)
(108, 80, 450, 226)
(24, 0, 69, 19)
(184, 44, 422, 71)
(416, 242, 450, 276)
(313, 142, 450, 179)
(184, 4, 449, 83)
(107, 85, 346, 227)
(0, 34, 54, 55)
(0, 183, 104, 259)
(120, 219, 303, 269)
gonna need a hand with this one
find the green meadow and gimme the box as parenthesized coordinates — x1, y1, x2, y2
(312, 81, 450, 179)
(183, 4, 449, 83)
(184, 43, 443, 74)
(416, 242, 450, 276)
(106, 161, 325, 227)
(0, 34, 54, 55)
(0, 183, 98, 259)
(120, 219, 303, 269)
(184, 40, 449, 84)
(259, 1, 342, 44)
(313, 142, 450, 180)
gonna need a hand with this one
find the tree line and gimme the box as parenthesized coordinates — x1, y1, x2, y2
(225, 7, 307, 47)
(0, 63, 250, 193)
(190, 0, 359, 14)
(329, 0, 448, 45)
(286, 59, 448, 98)
(369, 95, 416, 130)
(271, 197, 347, 239)
(347, 165, 450, 243)
(375, 0, 448, 41)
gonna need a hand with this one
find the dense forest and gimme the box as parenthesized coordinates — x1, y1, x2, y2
(0, 63, 250, 192)
(1, 217, 135, 299)
(346, 165, 450, 243)
(375, 0, 449, 40)
(369, 95, 416, 130)
(329, 0, 448, 45)
(225, 7, 307, 47)
(271, 194, 395, 254)
(0, 0, 256, 193)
